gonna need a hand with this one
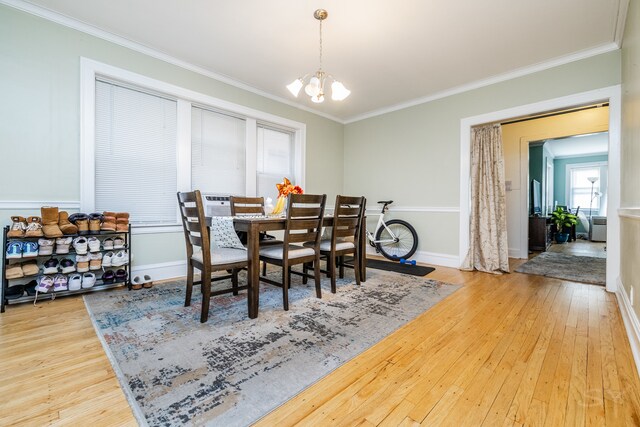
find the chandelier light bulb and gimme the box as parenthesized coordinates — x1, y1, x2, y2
(305, 76, 320, 96)
(331, 81, 351, 101)
(286, 78, 303, 97)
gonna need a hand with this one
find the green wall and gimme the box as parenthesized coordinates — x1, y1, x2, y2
(529, 145, 544, 185)
(344, 50, 621, 257)
(0, 5, 343, 270)
(553, 154, 609, 207)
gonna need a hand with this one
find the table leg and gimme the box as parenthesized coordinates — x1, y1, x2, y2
(359, 226, 367, 282)
(247, 222, 260, 318)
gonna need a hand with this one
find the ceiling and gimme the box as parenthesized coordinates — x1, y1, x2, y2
(17, 0, 627, 122)
(545, 132, 609, 158)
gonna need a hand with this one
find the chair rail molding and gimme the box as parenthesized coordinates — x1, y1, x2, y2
(0, 201, 81, 210)
(619, 208, 640, 220)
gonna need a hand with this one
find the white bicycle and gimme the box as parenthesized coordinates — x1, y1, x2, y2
(366, 200, 418, 261)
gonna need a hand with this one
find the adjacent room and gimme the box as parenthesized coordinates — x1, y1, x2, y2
(2, 1, 640, 425)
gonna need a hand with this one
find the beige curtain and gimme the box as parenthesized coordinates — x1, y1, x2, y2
(462, 124, 510, 274)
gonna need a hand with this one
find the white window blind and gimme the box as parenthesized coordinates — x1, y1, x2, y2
(567, 162, 608, 216)
(256, 125, 294, 201)
(95, 80, 178, 225)
(191, 107, 246, 195)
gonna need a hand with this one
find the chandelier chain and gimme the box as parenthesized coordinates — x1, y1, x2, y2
(319, 18, 323, 71)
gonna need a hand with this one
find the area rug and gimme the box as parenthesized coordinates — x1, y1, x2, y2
(515, 252, 606, 285)
(83, 270, 460, 426)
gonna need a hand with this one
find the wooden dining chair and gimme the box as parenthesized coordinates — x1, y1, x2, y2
(177, 190, 249, 323)
(308, 195, 366, 293)
(259, 193, 326, 310)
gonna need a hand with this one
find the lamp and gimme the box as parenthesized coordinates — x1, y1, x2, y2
(587, 176, 598, 239)
(286, 9, 350, 103)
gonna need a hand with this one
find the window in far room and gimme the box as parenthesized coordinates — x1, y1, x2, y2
(567, 162, 608, 216)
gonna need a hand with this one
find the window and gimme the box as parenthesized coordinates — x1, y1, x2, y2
(82, 58, 305, 232)
(566, 162, 608, 215)
(95, 80, 178, 225)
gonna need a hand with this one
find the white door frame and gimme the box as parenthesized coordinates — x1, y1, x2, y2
(459, 85, 621, 293)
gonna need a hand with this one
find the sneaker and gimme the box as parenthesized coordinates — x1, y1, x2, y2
(111, 250, 129, 267)
(103, 238, 114, 250)
(82, 272, 96, 289)
(7, 216, 26, 238)
(25, 280, 38, 296)
(59, 258, 76, 274)
(24, 217, 44, 237)
(68, 274, 82, 291)
(87, 237, 101, 253)
(5, 263, 24, 279)
(22, 241, 39, 258)
(131, 276, 143, 290)
(89, 252, 103, 270)
(102, 251, 114, 267)
(38, 238, 54, 256)
(113, 236, 125, 250)
(21, 260, 39, 276)
(101, 270, 115, 283)
(53, 274, 68, 292)
(72, 237, 88, 254)
(115, 269, 128, 283)
(6, 241, 23, 259)
(143, 274, 153, 289)
(35, 275, 54, 293)
(55, 237, 73, 254)
(76, 254, 89, 273)
(43, 258, 59, 274)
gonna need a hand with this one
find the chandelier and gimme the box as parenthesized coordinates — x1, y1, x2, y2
(286, 9, 350, 103)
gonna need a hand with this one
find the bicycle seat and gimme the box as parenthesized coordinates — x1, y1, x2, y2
(377, 200, 393, 205)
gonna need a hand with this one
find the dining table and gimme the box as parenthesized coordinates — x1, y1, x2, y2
(229, 215, 367, 319)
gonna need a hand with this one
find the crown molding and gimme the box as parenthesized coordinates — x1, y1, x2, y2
(614, 0, 630, 47)
(552, 151, 608, 160)
(344, 42, 620, 124)
(0, 0, 345, 124)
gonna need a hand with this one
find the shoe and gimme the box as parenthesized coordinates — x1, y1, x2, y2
(113, 236, 125, 249)
(6, 285, 25, 300)
(43, 258, 59, 274)
(89, 213, 103, 234)
(24, 217, 44, 237)
(69, 213, 89, 235)
(115, 269, 128, 283)
(101, 212, 116, 231)
(35, 275, 54, 293)
(55, 237, 73, 254)
(58, 211, 78, 235)
(82, 273, 96, 289)
(143, 274, 153, 289)
(103, 238, 114, 250)
(21, 261, 39, 276)
(59, 258, 76, 274)
(53, 274, 68, 292)
(41, 207, 63, 238)
(72, 237, 88, 255)
(8, 216, 27, 238)
(38, 238, 54, 256)
(68, 274, 82, 291)
(87, 237, 101, 252)
(76, 254, 89, 273)
(101, 270, 115, 283)
(89, 252, 103, 270)
(5, 263, 24, 279)
(111, 250, 128, 266)
(25, 280, 38, 296)
(22, 241, 38, 258)
(115, 213, 129, 233)
(131, 276, 143, 290)
(102, 251, 114, 267)
(6, 241, 23, 259)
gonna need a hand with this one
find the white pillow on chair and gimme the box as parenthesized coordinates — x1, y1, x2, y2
(210, 216, 246, 250)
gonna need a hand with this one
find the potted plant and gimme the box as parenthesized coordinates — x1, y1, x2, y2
(550, 206, 577, 243)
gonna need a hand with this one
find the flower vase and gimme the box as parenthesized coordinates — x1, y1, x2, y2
(271, 196, 286, 216)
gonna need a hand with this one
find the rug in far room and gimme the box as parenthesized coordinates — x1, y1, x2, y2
(515, 251, 606, 285)
(83, 270, 460, 426)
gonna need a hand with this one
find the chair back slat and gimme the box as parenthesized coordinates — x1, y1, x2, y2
(177, 190, 211, 264)
(329, 195, 366, 251)
(282, 193, 326, 253)
(337, 206, 361, 217)
(337, 195, 363, 205)
(288, 231, 319, 243)
(289, 206, 323, 218)
(230, 196, 266, 216)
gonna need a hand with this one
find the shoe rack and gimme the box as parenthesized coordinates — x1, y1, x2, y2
(1, 225, 132, 312)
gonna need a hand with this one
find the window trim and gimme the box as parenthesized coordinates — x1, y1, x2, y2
(80, 58, 306, 232)
(564, 161, 608, 214)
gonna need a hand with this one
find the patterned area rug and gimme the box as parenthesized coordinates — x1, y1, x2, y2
(515, 252, 606, 285)
(83, 270, 460, 426)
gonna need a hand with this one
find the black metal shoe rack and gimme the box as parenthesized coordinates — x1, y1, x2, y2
(1, 224, 132, 312)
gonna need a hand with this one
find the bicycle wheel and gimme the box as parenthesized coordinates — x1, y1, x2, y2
(374, 219, 418, 261)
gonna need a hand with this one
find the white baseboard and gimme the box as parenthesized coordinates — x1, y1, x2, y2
(365, 246, 459, 268)
(615, 278, 640, 376)
(131, 260, 186, 282)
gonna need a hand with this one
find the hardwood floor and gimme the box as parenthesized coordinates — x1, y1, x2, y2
(1, 260, 639, 426)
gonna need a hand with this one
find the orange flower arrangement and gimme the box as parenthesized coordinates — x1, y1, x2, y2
(276, 177, 304, 197)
